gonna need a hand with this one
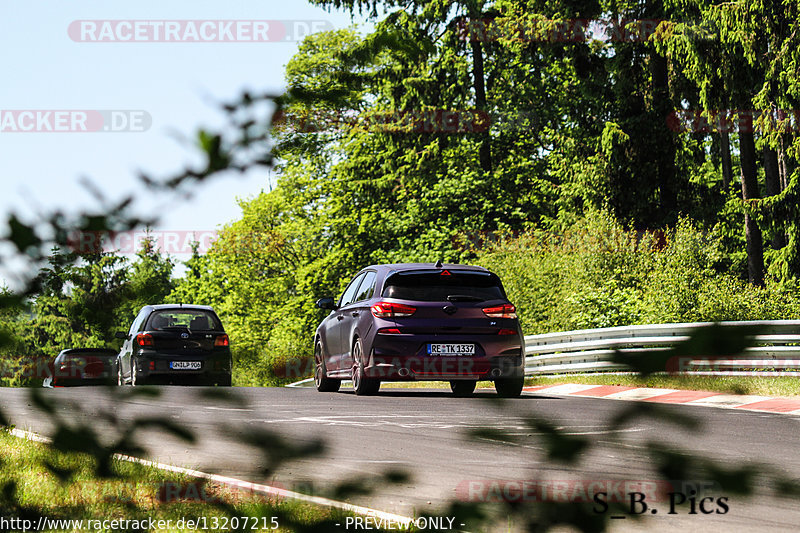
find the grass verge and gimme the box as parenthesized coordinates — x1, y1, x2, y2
(0, 429, 369, 532)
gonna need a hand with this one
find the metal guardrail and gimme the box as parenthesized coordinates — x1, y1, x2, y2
(524, 320, 800, 376)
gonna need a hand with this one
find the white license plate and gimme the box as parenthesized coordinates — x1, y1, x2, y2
(427, 343, 475, 356)
(170, 361, 201, 370)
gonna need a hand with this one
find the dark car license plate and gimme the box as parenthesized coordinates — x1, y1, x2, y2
(170, 361, 201, 370)
(427, 343, 475, 356)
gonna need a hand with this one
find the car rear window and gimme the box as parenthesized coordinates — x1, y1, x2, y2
(381, 270, 506, 302)
(146, 310, 223, 331)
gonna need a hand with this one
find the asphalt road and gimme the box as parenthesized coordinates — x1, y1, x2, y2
(2, 385, 799, 532)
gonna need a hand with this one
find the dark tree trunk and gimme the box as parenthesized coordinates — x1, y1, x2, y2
(720, 131, 733, 189)
(778, 132, 796, 260)
(779, 132, 794, 191)
(739, 124, 765, 286)
(766, 147, 781, 196)
(651, 52, 677, 222)
(470, 38, 492, 173)
(765, 147, 786, 249)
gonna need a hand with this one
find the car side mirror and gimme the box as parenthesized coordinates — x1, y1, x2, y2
(114, 331, 128, 340)
(315, 297, 337, 310)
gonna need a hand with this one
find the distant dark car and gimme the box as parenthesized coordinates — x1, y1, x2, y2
(45, 348, 118, 387)
(115, 304, 232, 386)
(313, 263, 525, 397)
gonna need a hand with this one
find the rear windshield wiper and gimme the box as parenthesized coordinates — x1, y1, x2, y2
(447, 294, 485, 302)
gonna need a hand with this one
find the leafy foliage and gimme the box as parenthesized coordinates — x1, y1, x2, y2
(480, 212, 800, 335)
(2, 1, 800, 531)
(0, 240, 174, 386)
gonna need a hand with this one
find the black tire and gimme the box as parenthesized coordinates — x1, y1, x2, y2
(216, 375, 232, 387)
(351, 339, 380, 396)
(494, 376, 524, 398)
(450, 380, 477, 397)
(314, 341, 341, 392)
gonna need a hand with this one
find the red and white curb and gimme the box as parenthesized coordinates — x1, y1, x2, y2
(523, 384, 800, 415)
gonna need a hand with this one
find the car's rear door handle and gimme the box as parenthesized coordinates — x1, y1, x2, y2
(351, 312, 359, 317)
(337, 315, 344, 321)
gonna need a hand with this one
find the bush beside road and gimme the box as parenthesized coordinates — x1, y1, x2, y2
(0, 429, 363, 532)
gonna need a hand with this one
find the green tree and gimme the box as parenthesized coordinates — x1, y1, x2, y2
(116, 235, 175, 326)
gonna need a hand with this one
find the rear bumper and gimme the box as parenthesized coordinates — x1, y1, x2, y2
(367, 333, 523, 380)
(53, 376, 115, 387)
(133, 350, 232, 383)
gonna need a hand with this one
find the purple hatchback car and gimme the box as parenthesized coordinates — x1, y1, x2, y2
(314, 262, 525, 396)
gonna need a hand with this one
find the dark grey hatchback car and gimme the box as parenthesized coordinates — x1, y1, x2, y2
(115, 304, 232, 386)
(314, 263, 525, 396)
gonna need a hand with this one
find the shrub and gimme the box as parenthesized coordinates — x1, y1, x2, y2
(478, 212, 800, 333)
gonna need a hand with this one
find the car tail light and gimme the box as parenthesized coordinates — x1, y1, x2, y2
(136, 333, 154, 347)
(371, 302, 416, 318)
(377, 328, 403, 335)
(149, 361, 155, 370)
(215, 334, 229, 347)
(498, 329, 517, 335)
(483, 304, 517, 319)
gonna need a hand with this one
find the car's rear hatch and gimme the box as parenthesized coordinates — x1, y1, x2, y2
(142, 308, 227, 356)
(60, 350, 116, 378)
(380, 269, 517, 335)
(147, 328, 222, 355)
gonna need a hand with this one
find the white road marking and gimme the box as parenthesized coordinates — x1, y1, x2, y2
(256, 414, 651, 434)
(259, 414, 538, 430)
(531, 384, 600, 395)
(603, 388, 680, 400)
(686, 395, 773, 407)
(285, 378, 315, 387)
